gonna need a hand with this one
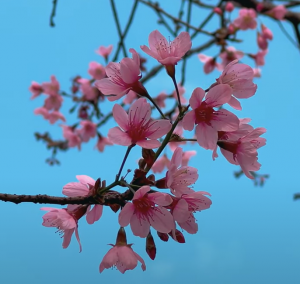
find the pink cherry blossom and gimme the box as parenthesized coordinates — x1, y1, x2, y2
(44, 93, 63, 111)
(42, 75, 60, 96)
(172, 191, 212, 233)
(252, 50, 268, 66)
(266, 5, 286, 20)
(63, 175, 103, 225)
(77, 78, 99, 101)
(140, 30, 192, 66)
(182, 85, 239, 150)
(34, 107, 66, 124)
(61, 125, 82, 150)
(261, 24, 273, 40)
(100, 244, 146, 273)
(118, 186, 174, 237)
(198, 54, 222, 74)
(257, 32, 268, 50)
(225, 2, 234, 12)
(95, 135, 113, 152)
(217, 127, 266, 179)
(219, 46, 244, 68)
(96, 45, 113, 59)
(213, 7, 222, 15)
(77, 120, 97, 142)
(88, 62, 106, 80)
(233, 8, 257, 30)
(29, 81, 43, 99)
(155, 92, 168, 108)
(95, 48, 146, 101)
(214, 60, 257, 110)
(123, 90, 138, 105)
(182, 150, 197, 166)
(108, 98, 171, 149)
(166, 147, 199, 196)
(41, 207, 82, 251)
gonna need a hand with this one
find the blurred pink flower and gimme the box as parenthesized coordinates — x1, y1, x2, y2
(42, 75, 60, 96)
(219, 46, 244, 68)
(34, 107, 65, 124)
(151, 154, 170, 173)
(233, 8, 257, 30)
(140, 30, 192, 66)
(95, 135, 113, 152)
(77, 78, 98, 101)
(266, 5, 286, 20)
(44, 93, 63, 111)
(29, 81, 43, 99)
(182, 85, 239, 150)
(225, 2, 234, 12)
(77, 120, 97, 142)
(88, 62, 106, 80)
(182, 150, 197, 166)
(96, 44, 113, 59)
(155, 92, 168, 108)
(61, 125, 82, 150)
(198, 54, 222, 74)
(213, 7, 222, 15)
(108, 98, 171, 149)
(95, 48, 146, 101)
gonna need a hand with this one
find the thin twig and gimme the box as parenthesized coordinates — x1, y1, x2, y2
(50, 0, 58, 27)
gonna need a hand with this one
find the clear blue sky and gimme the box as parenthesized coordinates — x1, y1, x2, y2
(1, 1, 300, 283)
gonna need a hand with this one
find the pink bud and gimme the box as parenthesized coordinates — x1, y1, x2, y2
(256, 3, 264, 12)
(213, 7, 223, 15)
(225, 2, 234, 12)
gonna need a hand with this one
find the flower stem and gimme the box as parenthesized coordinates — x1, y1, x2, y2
(171, 76, 182, 112)
(116, 144, 135, 182)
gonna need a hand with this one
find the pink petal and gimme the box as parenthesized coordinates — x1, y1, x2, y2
(99, 247, 118, 273)
(130, 213, 151, 237)
(95, 78, 127, 96)
(86, 205, 103, 224)
(228, 96, 242, 110)
(62, 228, 74, 249)
(173, 199, 189, 222)
(76, 175, 95, 186)
(117, 246, 138, 271)
(133, 251, 146, 271)
(196, 123, 218, 150)
(190, 88, 205, 109)
(120, 58, 140, 84)
(182, 110, 196, 131)
(108, 127, 132, 146)
(146, 120, 172, 139)
(129, 98, 151, 126)
(136, 139, 161, 149)
(74, 227, 82, 252)
(133, 186, 151, 200)
(173, 31, 192, 57)
(62, 182, 89, 197)
(148, 30, 169, 59)
(210, 109, 239, 131)
(118, 202, 135, 227)
(170, 147, 183, 168)
(149, 206, 174, 233)
(178, 213, 198, 234)
(148, 192, 172, 206)
(113, 104, 129, 131)
(205, 84, 232, 107)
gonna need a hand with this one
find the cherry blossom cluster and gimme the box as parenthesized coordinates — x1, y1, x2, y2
(36, 29, 266, 273)
(199, 2, 287, 77)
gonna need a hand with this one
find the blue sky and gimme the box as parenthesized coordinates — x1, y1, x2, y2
(1, 1, 300, 283)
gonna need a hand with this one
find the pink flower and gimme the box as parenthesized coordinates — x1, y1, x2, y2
(108, 98, 171, 149)
(233, 8, 257, 30)
(217, 127, 266, 179)
(257, 32, 268, 50)
(77, 78, 99, 101)
(253, 68, 261, 78)
(182, 150, 197, 166)
(166, 147, 199, 196)
(172, 191, 212, 234)
(266, 5, 286, 20)
(151, 154, 170, 173)
(219, 46, 244, 68)
(225, 2, 234, 12)
(29, 81, 43, 99)
(182, 85, 239, 150)
(41, 207, 82, 251)
(261, 24, 273, 40)
(95, 49, 146, 101)
(95, 135, 113, 152)
(77, 120, 97, 142)
(96, 45, 113, 59)
(214, 60, 257, 110)
(252, 50, 268, 66)
(198, 54, 222, 74)
(63, 175, 103, 224)
(99, 228, 146, 273)
(118, 186, 174, 237)
(140, 30, 192, 66)
(88, 62, 106, 80)
(44, 93, 63, 111)
(123, 90, 138, 105)
(42, 75, 60, 96)
(61, 125, 82, 150)
(213, 7, 223, 15)
(34, 107, 65, 124)
(100, 245, 146, 273)
(155, 92, 168, 108)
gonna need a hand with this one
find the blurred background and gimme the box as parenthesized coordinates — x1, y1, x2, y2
(0, 1, 300, 283)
